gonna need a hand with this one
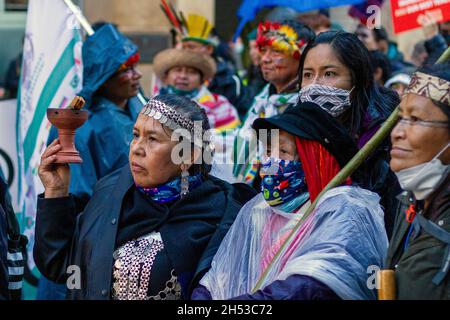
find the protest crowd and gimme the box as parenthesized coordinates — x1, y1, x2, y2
(0, 0, 449, 301)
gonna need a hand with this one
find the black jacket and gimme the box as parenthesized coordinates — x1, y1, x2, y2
(0, 175, 9, 300)
(34, 165, 256, 299)
(0, 171, 27, 300)
(385, 176, 450, 299)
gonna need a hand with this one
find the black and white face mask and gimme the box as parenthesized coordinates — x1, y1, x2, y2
(299, 84, 354, 117)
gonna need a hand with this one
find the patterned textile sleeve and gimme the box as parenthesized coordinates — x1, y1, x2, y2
(196, 86, 241, 132)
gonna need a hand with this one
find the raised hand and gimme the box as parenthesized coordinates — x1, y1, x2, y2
(38, 139, 70, 198)
(418, 11, 440, 40)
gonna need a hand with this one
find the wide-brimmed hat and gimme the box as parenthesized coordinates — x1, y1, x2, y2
(252, 101, 359, 169)
(153, 48, 216, 81)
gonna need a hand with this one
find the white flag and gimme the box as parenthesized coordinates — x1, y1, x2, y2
(16, 0, 83, 284)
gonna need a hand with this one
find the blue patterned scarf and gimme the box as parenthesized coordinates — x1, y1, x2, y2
(137, 174, 203, 204)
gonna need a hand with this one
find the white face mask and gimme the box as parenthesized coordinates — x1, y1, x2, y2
(395, 142, 450, 200)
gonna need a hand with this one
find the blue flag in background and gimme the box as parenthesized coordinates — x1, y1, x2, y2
(233, 0, 366, 40)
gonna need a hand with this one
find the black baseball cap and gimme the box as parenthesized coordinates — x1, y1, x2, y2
(252, 101, 359, 169)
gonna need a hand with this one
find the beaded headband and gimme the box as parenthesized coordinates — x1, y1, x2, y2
(405, 72, 450, 106)
(141, 99, 209, 148)
(116, 52, 141, 73)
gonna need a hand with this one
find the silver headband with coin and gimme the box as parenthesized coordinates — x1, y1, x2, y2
(405, 72, 450, 106)
(141, 99, 208, 148)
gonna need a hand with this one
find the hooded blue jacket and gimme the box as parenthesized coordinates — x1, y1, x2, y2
(47, 24, 144, 199)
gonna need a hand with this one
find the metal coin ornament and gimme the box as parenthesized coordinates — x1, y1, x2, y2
(46, 96, 88, 163)
(180, 169, 189, 198)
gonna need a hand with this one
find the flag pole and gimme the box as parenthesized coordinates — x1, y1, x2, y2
(63, 0, 94, 36)
(252, 44, 450, 292)
(63, 0, 147, 105)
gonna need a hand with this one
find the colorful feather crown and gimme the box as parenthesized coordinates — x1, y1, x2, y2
(160, 0, 215, 46)
(256, 21, 306, 59)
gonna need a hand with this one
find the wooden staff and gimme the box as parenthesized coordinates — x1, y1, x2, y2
(377, 270, 396, 300)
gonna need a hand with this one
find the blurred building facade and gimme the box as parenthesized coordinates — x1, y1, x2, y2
(0, 0, 437, 98)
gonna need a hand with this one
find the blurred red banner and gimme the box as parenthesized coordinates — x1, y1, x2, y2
(390, 0, 450, 33)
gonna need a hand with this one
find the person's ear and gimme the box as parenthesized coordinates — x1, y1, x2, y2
(374, 67, 383, 84)
(441, 145, 450, 165)
(180, 145, 202, 172)
(191, 146, 202, 167)
(378, 40, 388, 53)
(162, 70, 170, 83)
(206, 45, 214, 56)
(195, 70, 205, 84)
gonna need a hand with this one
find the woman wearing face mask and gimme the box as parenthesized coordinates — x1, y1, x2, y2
(298, 31, 401, 238)
(231, 20, 315, 186)
(385, 63, 450, 300)
(34, 95, 257, 300)
(192, 102, 388, 300)
(299, 31, 399, 153)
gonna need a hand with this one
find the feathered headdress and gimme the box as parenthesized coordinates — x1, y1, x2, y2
(256, 21, 306, 59)
(160, 0, 215, 46)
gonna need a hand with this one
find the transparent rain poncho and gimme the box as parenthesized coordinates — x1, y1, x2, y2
(199, 186, 388, 300)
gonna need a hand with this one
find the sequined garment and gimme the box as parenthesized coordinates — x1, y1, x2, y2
(112, 232, 181, 300)
(148, 269, 182, 300)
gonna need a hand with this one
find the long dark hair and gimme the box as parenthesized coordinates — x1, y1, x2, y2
(153, 94, 212, 178)
(299, 31, 400, 139)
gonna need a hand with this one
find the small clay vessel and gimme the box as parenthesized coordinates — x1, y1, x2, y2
(46, 96, 88, 163)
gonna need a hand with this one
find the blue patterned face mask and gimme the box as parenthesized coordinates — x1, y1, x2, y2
(160, 85, 200, 99)
(137, 174, 203, 204)
(260, 157, 309, 211)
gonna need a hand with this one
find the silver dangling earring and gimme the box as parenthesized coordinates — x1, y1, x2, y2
(180, 166, 189, 198)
